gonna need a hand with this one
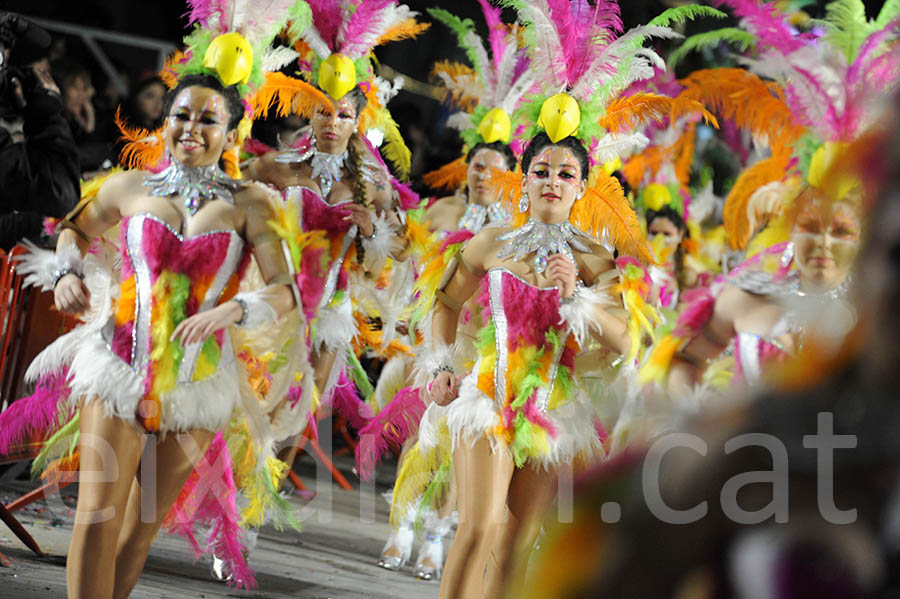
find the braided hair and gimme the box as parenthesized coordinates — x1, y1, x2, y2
(348, 138, 370, 263)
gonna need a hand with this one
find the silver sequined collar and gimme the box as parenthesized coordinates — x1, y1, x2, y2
(496, 218, 592, 273)
(275, 145, 347, 198)
(458, 201, 509, 232)
(143, 160, 238, 216)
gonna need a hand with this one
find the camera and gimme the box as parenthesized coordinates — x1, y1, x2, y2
(0, 12, 51, 117)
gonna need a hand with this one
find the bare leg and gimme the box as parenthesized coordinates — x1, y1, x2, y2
(417, 473, 457, 572)
(440, 437, 513, 599)
(483, 462, 558, 598)
(67, 402, 143, 599)
(112, 429, 215, 598)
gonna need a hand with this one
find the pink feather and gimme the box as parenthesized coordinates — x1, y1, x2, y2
(391, 180, 421, 211)
(338, 0, 394, 57)
(0, 370, 73, 456)
(354, 386, 425, 481)
(477, 0, 507, 68)
(715, 0, 814, 55)
(784, 63, 842, 137)
(307, 0, 344, 48)
(326, 370, 373, 432)
(846, 19, 900, 90)
(184, 0, 230, 30)
(163, 433, 255, 589)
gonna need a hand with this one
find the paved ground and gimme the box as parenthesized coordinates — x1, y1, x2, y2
(0, 447, 442, 599)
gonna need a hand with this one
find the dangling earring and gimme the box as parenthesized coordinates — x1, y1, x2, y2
(519, 191, 529, 213)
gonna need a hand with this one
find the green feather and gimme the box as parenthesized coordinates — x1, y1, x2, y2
(427, 8, 486, 78)
(819, 0, 873, 62)
(874, 0, 900, 29)
(346, 349, 375, 402)
(648, 5, 727, 28)
(668, 28, 757, 68)
(31, 413, 80, 478)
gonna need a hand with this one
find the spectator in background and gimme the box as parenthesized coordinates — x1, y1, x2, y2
(0, 15, 80, 250)
(122, 73, 165, 131)
(51, 57, 114, 174)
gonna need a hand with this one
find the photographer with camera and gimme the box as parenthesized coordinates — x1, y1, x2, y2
(0, 13, 79, 251)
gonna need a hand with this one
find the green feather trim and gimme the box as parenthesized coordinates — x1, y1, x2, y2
(648, 5, 727, 28)
(31, 413, 80, 478)
(346, 349, 375, 402)
(668, 28, 757, 68)
(426, 8, 487, 82)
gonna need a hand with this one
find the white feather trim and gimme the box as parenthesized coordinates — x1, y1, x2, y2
(422, 375, 604, 468)
(558, 283, 616, 347)
(412, 342, 459, 389)
(16, 240, 83, 291)
(592, 131, 649, 164)
(233, 288, 279, 328)
(312, 298, 357, 355)
(374, 355, 411, 410)
(62, 333, 238, 433)
(361, 212, 402, 263)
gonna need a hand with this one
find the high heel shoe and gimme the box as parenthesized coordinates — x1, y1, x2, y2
(377, 524, 414, 571)
(414, 516, 452, 581)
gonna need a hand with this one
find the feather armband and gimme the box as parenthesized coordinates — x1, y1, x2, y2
(413, 343, 459, 388)
(360, 212, 402, 263)
(558, 282, 616, 347)
(17, 241, 84, 292)
(232, 289, 279, 329)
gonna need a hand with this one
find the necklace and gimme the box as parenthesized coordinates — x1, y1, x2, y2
(143, 159, 238, 216)
(276, 138, 348, 198)
(496, 218, 592, 273)
(458, 202, 509, 232)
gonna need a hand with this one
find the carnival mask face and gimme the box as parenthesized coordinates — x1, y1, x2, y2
(312, 96, 358, 154)
(467, 148, 508, 206)
(524, 146, 586, 224)
(165, 86, 236, 168)
(792, 190, 862, 290)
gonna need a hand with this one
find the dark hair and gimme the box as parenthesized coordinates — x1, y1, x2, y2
(162, 74, 245, 131)
(466, 141, 516, 171)
(646, 205, 690, 289)
(521, 132, 590, 181)
(343, 85, 368, 117)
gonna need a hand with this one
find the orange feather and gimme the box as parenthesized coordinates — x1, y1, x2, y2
(422, 156, 468, 193)
(723, 151, 792, 250)
(378, 19, 430, 45)
(599, 93, 716, 134)
(679, 68, 802, 157)
(115, 107, 165, 170)
(431, 61, 481, 111)
(573, 173, 655, 264)
(252, 72, 334, 120)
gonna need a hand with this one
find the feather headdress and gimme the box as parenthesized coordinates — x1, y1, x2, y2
(428, 1, 535, 148)
(122, 0, 313, 171)
(502, 0, 722, 158)
(678, 0, 899, 248)
(253, 0, 429, 178)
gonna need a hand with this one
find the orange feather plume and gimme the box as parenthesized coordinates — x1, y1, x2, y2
(572, 173, 655, 264)
(431, 61, 480, 111)
(679, 68, 802, 157)
(115, 107, 165, 170)
(599, 93, 716, 134)
(159, 49, 185, 90)
(723, 151, 793, 250)
(378, 18, 430, 45)
(422, 156, 468, 193)
(490, 168, 528, 227)
(252, 72, 334, 120)
(673, 123, 697, 188)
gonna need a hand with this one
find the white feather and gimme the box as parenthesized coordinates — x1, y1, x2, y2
(16, 241, 83, 292)
(262, 46, 300, 72)
(301, 27, 332, 59)
(446, 111, 475, 132)
(558, 283, 615, 347)
(592, 131, 649, 164)
(233, 288, 279, 328)
(513, 2, 567, 87)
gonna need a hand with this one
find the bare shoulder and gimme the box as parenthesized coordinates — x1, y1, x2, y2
(96, 169, 149, 208)
(235, 180, 280, 213)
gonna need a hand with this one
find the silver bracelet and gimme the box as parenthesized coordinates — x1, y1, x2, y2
(52, 268, 84, 289)
(233, 297, 249, 326)
(560, 281, 584, 305)
(431, 364, 454, 378)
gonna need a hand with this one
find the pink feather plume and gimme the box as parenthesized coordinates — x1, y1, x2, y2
(354, 386, 425, 481)
(477, 0, 507, 68)
(307, 0, 344, 49)
(0, 370, 72, 456)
